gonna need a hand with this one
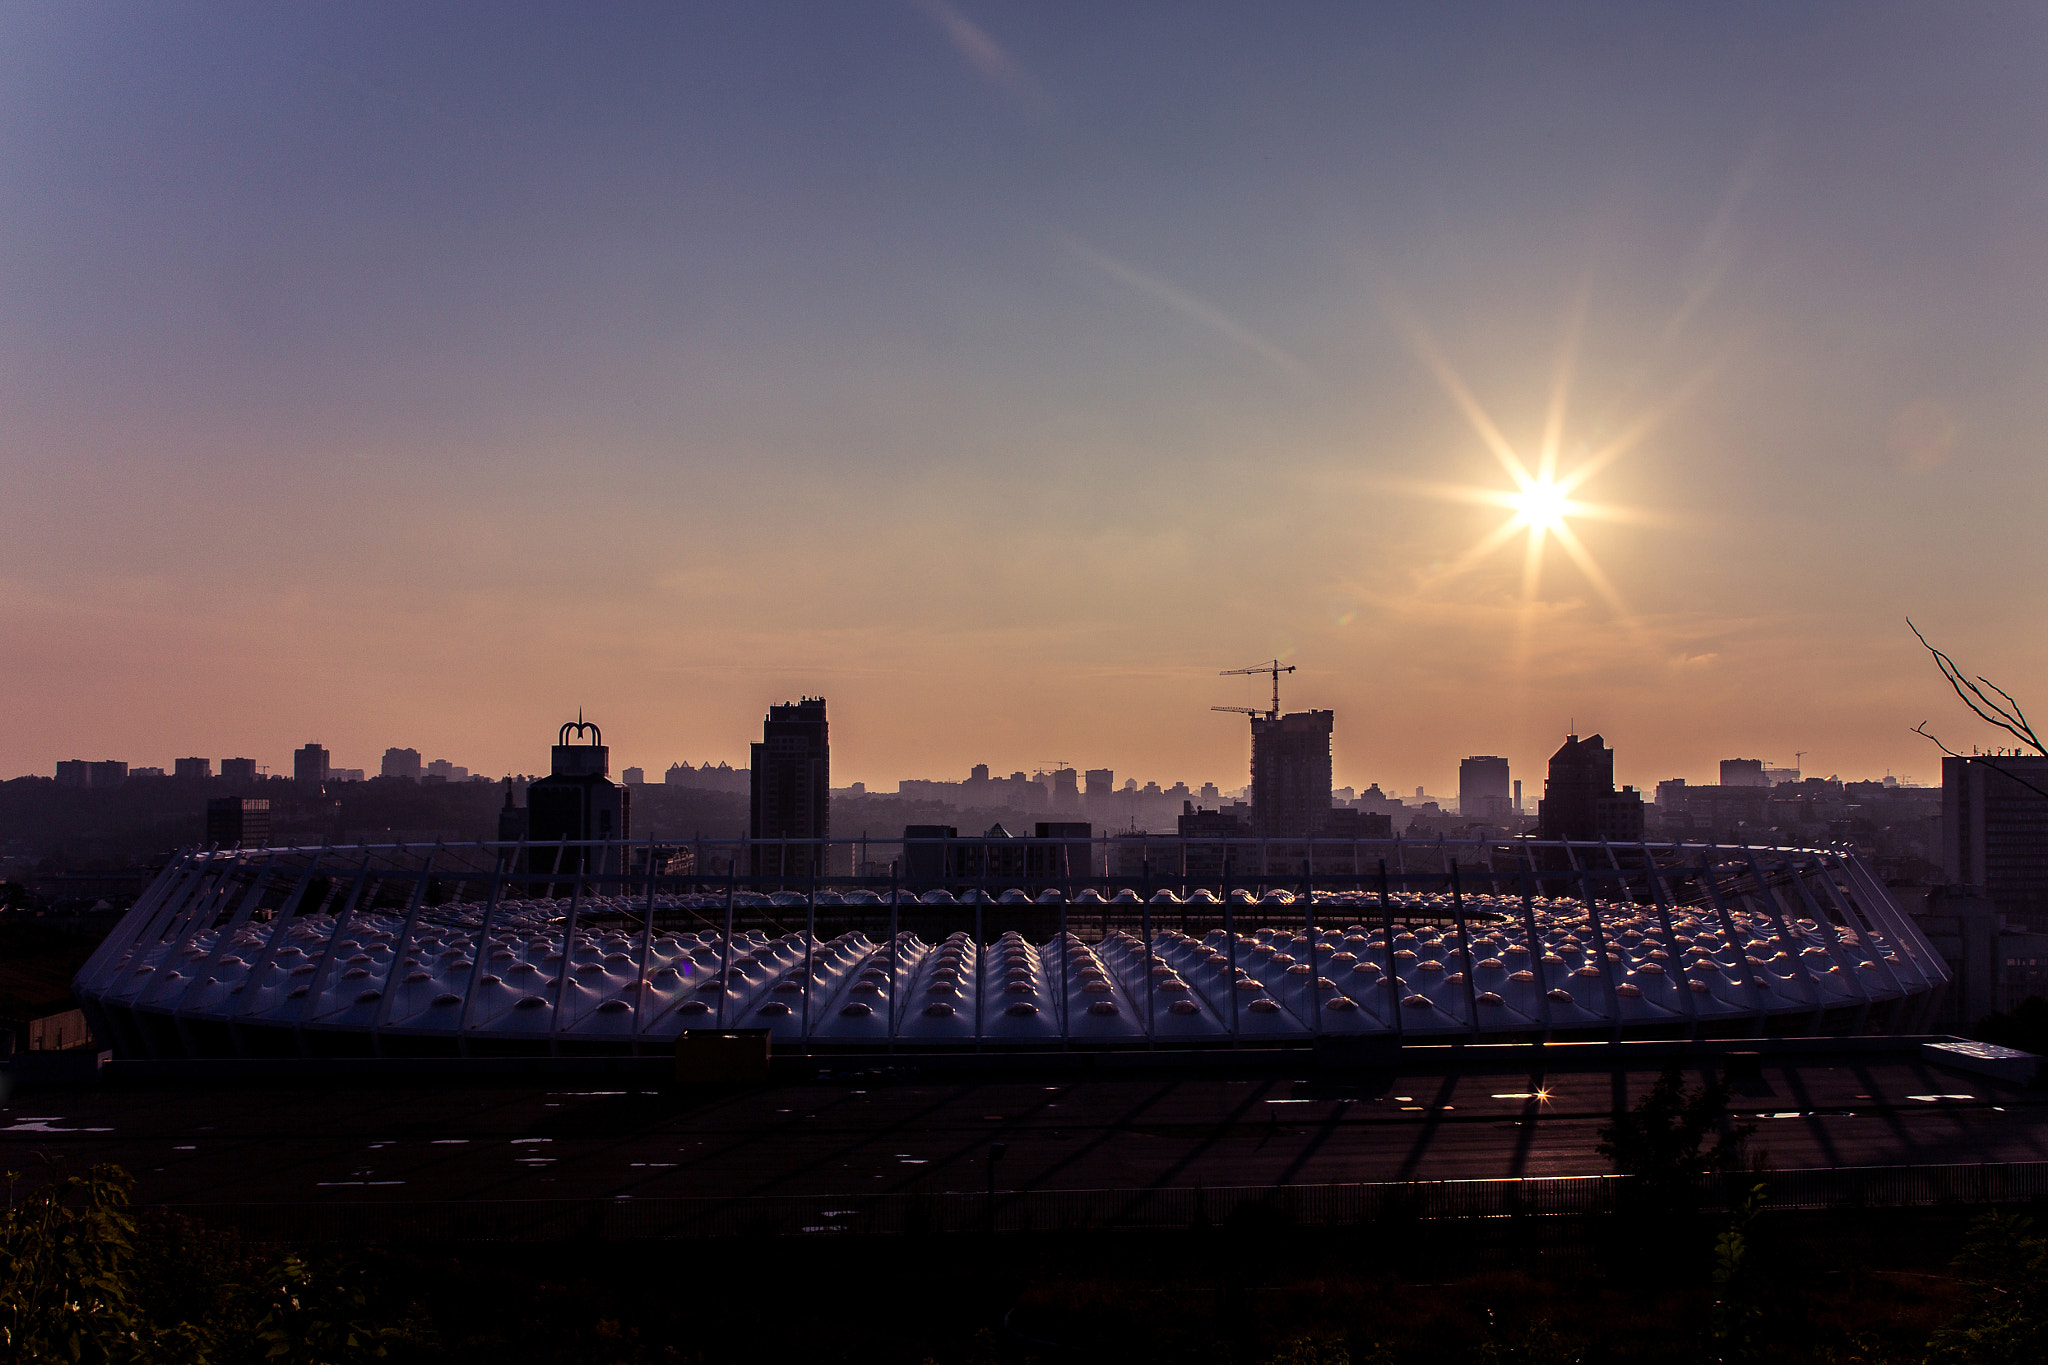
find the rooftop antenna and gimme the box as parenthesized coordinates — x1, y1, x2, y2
(1213, 659, 1296, 722)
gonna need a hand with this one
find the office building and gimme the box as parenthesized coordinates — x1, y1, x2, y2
(525, 720, 630, 875)
(1048, 766, 1080, 811)
(55, 760, 128, 789)
(1721, 758, 1768, 788)
(381, 747, 423, 781)
(1537, 733, 1644, 842)
(1942, 754, 2048, 931)
(750, 698, 829, 877)
(1323, 807, 1394, 839)
(1084, 768, 1115, 804)
(1459, 755, 1512, 820)
(205, 797, 270, 849)
(219, 757, 258, 785)
(1249, 710, 1334, 838)
(622, 766, 645, 785)
(293, 743, 329, 787)
(1033, 821, 1095, 880)
(174, 757, 211, 781)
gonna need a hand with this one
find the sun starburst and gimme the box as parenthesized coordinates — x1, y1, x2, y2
(1401, 308, 1690, 617)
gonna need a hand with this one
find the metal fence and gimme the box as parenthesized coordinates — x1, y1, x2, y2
(153, 1161, 2048, 1243)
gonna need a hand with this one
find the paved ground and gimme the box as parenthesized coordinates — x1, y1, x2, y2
(4, 1055, 2044, 1208)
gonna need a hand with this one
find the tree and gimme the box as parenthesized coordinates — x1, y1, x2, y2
(1597, 1064, 1755, 1209)
(4, 1163, 426, 1365)
(1909, 621, 2048, 770)
(1924, 1210, 2048, 1364)
(0, 1163, 204, 1364)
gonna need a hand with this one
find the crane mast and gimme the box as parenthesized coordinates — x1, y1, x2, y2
(1212, 659, 1296, 722)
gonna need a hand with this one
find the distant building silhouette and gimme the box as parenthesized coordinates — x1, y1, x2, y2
(1323, 807, 1393, 838)
(206, 797, 270, 849)
(219, 758, 257, 785)
(1047, 767, 1080, 811)
(380, 748, 422, 781)
(751, 698, 829, 877)
(56, 760, 128, 789)
(663, 760, 750, 793)
(1720, 758, 1767, 788)
(498, 777, 528, 843)
(1084, 768, 1114, 805)
(526, 719, 629, 875)
(1459, 755, 1513, 820)
(1250, 710, 1334, 838)
(294, 743, 329, 787)
(621, 766, 645, 785)
(1035, 821, 1094, 879)
(1537, 733, 1644, 841)
(174, 757, 211, 781)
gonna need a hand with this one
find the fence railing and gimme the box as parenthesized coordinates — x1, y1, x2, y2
(152, 1161, 2048, 1243)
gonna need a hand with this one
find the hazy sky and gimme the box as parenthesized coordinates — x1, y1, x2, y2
(5, 2, 2047, 795)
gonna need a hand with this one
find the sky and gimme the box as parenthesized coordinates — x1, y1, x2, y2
(4, 2, 2047, 797)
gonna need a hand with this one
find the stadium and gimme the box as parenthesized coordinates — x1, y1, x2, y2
(70, 835, 1946, 1058)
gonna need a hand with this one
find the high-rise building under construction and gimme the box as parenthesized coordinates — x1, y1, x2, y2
(1250, 710, 1334, 838)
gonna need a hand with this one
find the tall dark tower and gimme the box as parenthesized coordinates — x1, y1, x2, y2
(293, 742, 330, 788)
(1537, 733, 1643, 842)
(1459, 755, 1512, 820)
(750, 697, 829, 877)
(526, 718, 630, 875)
(1250, 710, 1334, 838)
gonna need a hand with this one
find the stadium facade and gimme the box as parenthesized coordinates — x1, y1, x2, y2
(74, 837, 1946, 1058)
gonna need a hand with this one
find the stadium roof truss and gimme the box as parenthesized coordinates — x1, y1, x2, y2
(73, 837, 1946, 1057)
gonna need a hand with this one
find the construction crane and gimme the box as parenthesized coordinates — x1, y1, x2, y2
(1212, 659, 1296, 722)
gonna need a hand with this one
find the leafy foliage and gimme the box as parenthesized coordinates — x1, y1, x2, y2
(3, 1163, 428, 1365)
(0, 1162, 184, 1364)
(1924, 1210, 2048, 1364)
(1709, 1183, 1768, 1364)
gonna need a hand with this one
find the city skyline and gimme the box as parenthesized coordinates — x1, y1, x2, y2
(4, 6, 2040, 802)
(22, 713, 1936, 805)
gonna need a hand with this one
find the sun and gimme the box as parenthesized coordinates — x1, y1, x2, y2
(1400, 312, 1686, 615)
(1507, 476, 1575, 534)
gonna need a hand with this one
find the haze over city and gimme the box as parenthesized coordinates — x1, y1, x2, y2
(6, 3, 2045, 792)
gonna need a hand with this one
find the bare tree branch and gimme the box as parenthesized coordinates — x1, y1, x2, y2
(1913, 723, 2048, 803)
(1907, 618, 2046, 756)
(1912, 721, 1965, 760)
